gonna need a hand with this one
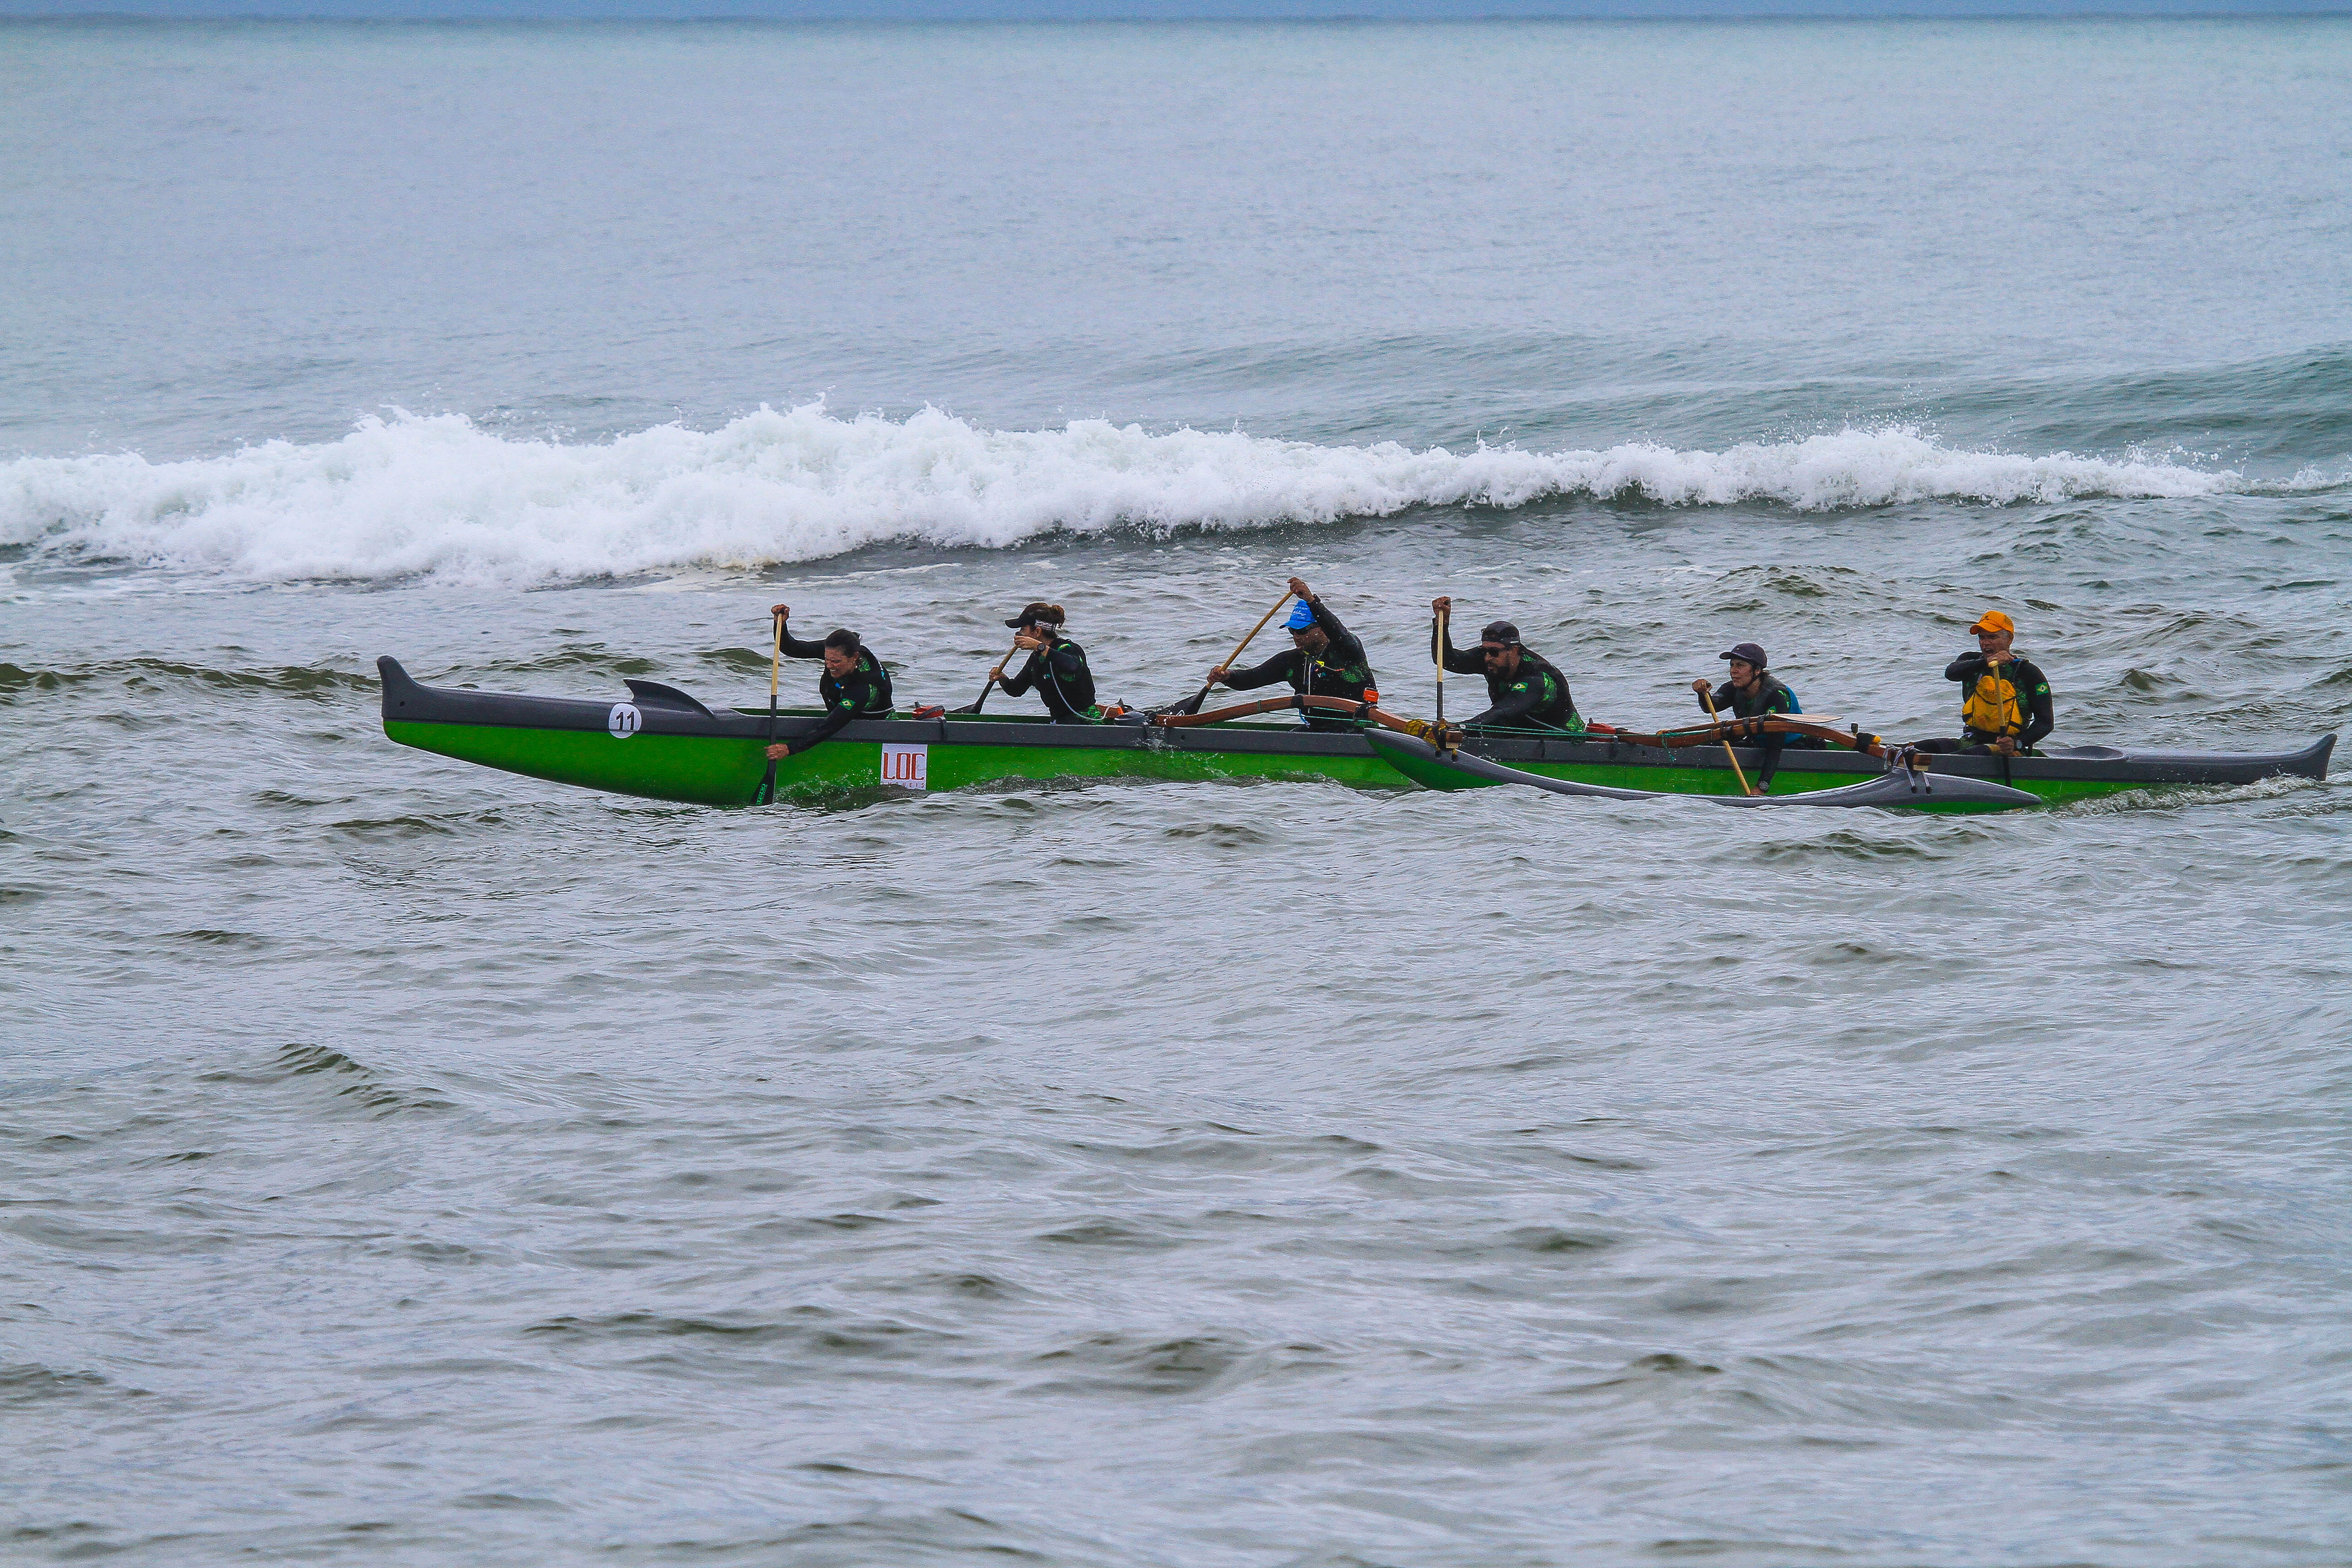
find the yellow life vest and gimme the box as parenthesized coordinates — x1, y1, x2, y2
(1962, 662, 2025, 737)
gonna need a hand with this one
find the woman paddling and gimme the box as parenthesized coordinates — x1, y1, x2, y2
(762, 604, 894, 762)
(991, 602, 1102, 724)
(1691, 641, 1806, 796)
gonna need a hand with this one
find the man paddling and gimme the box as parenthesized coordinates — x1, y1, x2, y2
(1207, 577, 1376, 730)
(991, 602, 1102, 723)
(1690, 641, 1803, 796)
(1912, 610, 2053, 757)
(762, 604, 894, 761)
(1430, 599, 1579, 733)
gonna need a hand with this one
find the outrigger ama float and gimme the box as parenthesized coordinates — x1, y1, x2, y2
(377, 657, 2334, 815)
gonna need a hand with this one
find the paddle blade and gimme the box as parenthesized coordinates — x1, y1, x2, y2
(953, 673, 1003, 716)
(1154, 684, 1211, 718)
(754, 761, 778, 805)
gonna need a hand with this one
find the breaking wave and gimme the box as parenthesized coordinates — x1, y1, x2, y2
(0, 402, 2274, 586)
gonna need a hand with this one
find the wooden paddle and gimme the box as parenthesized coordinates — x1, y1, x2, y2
(954, 640, 1024, 715)
(1163, 590, 1293, 716)
(1696, 684, 1755, 797)
(754, 611, 783, 805)
(1987, 652, 2017, 786)
(1434, 604, 1448, 731)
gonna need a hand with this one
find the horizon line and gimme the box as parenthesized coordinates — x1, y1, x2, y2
(8, 6, 2347, 17)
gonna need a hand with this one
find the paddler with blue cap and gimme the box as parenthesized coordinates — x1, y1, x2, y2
(1206, 576, 1377, 730)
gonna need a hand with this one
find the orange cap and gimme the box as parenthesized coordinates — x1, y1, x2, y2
(1969, 610, 2015, 634)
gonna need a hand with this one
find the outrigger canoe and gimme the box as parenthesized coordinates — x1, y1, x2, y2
(378, 657, 2334, 813)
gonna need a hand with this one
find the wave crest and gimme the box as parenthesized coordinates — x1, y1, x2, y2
(0, 403, 2254, 586)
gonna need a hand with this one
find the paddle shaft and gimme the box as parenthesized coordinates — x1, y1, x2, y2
(959, 641, 1024, 714)
(1434, 607, 1446, 727)
(1988, 652, 2016, 785)
(1698, 686, 1754, 796)
(1188, 592, 1293, 709)
(754, 613, 783, 804)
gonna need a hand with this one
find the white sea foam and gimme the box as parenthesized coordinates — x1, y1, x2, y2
(0, 403, 2255, 586)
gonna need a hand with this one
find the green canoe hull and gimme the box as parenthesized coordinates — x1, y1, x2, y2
(376, 657, 2335, 809)
(383, 716, 1406, 804)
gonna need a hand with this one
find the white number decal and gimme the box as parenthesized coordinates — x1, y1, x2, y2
(880, 743, 928, 789)
(608, 702, 642, 739)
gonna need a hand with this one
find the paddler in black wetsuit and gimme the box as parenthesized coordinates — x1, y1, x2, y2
(1207, 576, 1376, 731)
(1429, 598, 1579, 733)
(1911, 609, 2053, 757)
(761, 603, 894, 762)
(1690, 640, 1805, 796)
(991, 601, 1102, 723)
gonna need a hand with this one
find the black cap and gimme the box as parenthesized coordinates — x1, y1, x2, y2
(1004, 601, 1064, 628)
(1719, 642, 1768, 668)
(1479, 620, 1521, 647)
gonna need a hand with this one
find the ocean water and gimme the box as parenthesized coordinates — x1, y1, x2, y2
(5, 18, 2351, 1567)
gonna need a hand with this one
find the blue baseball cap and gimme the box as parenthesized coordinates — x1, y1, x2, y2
(1285, 600, 1318, 631)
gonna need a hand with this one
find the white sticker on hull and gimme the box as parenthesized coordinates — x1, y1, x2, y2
(608, 702, 642, 739)
(880, 743, 928, 789)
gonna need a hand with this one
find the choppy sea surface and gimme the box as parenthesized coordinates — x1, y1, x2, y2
(5, 18, 2351, 1566)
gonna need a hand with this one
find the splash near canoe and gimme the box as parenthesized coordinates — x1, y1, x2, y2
(377, 657, 2333, 812)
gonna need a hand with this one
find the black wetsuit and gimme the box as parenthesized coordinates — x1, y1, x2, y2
(780, 621, 893, 753)
(1431, 622, 1578, 731)
(996, 633, 1100, 723)
(1915, 652, 2053, 755)
(1695, 672, 1804, 789)
(1220, 598, 1376, 730)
